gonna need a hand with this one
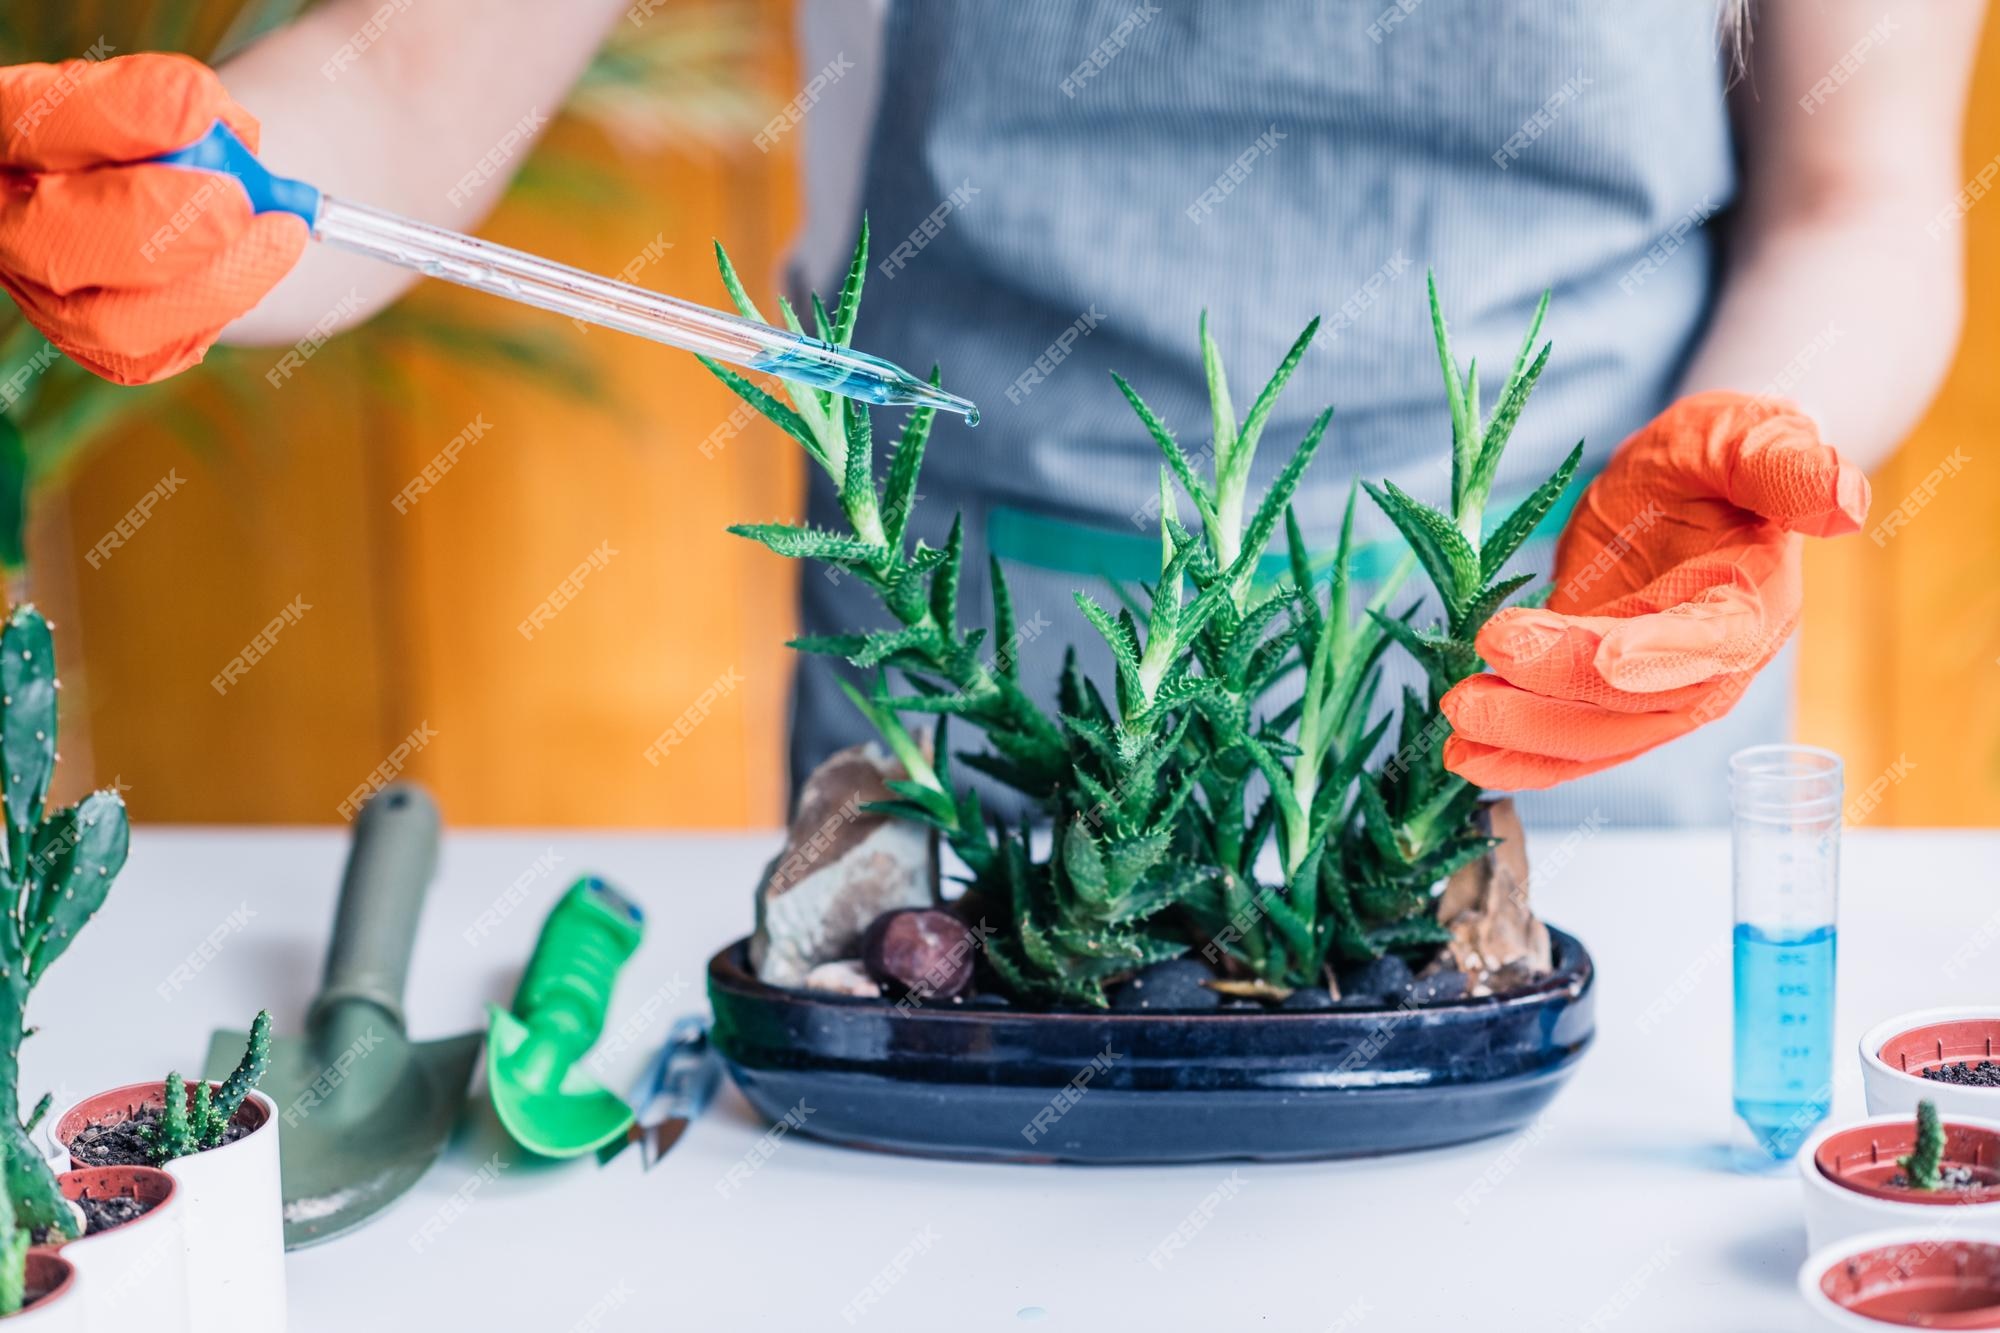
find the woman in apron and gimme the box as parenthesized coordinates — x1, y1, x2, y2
(0, 0, 1981, 824)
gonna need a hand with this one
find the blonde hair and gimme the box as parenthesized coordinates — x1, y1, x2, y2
(1718, 0, 1753, 77)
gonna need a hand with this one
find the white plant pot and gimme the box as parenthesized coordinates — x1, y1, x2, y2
(1799, 1112, 2000, 1253)
(51, 1166, 190, 1333)
(2, 1254, 83, 1332)
(1861, 1006, 2000, 1119)
(51, 1082, 287, 1332)
(1799, 1228, 2000, 1330)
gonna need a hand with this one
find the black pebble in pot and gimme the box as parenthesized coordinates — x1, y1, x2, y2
(1111, 958, 1219, 1011)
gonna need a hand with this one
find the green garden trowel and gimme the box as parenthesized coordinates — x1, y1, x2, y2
(206, 782, 480, 1250)
(486, 877, 645, 1159)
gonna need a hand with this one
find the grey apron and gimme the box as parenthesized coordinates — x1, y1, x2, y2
(791, 0, 1789, 828)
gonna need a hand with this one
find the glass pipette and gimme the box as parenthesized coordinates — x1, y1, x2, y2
(152, 123, 978, 423)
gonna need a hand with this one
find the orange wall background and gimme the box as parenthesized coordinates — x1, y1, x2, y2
(25, 8, 2000, 829)
(1795, 7, 2000, 827)
(32, 1, 805, 828)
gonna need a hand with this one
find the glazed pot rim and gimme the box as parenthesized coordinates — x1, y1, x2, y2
(53, 1080, 275, 1156)
(709, 925, 1592, 1020)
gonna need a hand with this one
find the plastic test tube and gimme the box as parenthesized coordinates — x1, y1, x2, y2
(1730, 744, 1843, 1165)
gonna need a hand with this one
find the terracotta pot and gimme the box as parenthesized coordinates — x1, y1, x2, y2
(1800, 1113, 2000, 1251)
(42, 1164, 189, 1333)
(1862, 1008, 2000, 1119)
(1800, 1230, 2000, 1330)
(52, 1081, 285, 1332)
(0, 1253, 81, 1330)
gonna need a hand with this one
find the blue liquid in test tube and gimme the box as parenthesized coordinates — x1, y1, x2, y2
(1729, 745, 1843, 1163)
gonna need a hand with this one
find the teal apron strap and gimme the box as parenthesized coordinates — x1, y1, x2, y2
(987, 465, 1599, 588)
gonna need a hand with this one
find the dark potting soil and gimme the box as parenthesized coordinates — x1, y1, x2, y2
(1920, 1060, 2000, 1088)
(76, 1192, 154, 1236)
(27, 1189, 158, 1245)
(1885, 1164, 1984, 1193)
(67, 1106, 251, 1168)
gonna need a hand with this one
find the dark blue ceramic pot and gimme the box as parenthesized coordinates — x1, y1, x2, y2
(707, 928, 1594, 1162)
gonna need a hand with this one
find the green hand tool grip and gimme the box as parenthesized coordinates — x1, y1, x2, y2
(507, 878, 645, 1077)
(308, 782, 442, 1030)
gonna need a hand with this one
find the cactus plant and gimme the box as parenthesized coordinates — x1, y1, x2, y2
(0, 1142, 27, 1317)
(141, 1011, 272, 1164)
(1898, 1098, 1946, 1191)
(0, 605, 126, 1239)
(712, 227, 1576, 1005)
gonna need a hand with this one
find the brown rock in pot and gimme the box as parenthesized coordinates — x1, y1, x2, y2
(1434, 797, 1553, 996)
(749, 740, 938, 987)
(862, 908, 978, 1001)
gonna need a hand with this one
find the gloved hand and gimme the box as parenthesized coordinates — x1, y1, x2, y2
(1440, 391, 1870, 790)
(0, 53, 306, 385)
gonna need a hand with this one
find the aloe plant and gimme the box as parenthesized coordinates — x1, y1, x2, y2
(0, 606, 126, 1238)
(1322, 277, 1584, 953)
(714, 225, 1578, 1004)
(140, 1010, 271, 1164)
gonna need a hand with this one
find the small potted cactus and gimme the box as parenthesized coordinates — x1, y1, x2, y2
(0, 603, 184, 1328)
(1799, 1101, 2000, 1250)
(3, 1255, 77, 1331)
(0, 607, 132, 1246)
(0, 604, 281, 1325)
(50, 1014, 283, 1331)
(1861, 1007, 2000, 1119)
(38, 1163, 188, 1332)
(0, 1149, 79, 1330)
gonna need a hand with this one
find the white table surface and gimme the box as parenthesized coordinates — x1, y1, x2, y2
(25, 825, 1997, 1332)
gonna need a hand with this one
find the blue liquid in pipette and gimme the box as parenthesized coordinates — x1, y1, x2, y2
(751, 344, 977, 423)
(1732, 921, 1836, 1161)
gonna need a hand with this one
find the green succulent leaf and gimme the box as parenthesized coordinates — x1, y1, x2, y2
(1362, 479, 1480, 618)
(0, 607, 57, 847)
(787, 632, 875, 660)
(1235, 317, 1321, 478)
(698, 357, 827, 468)
(1469, 340, 1551, 502)
(1199, 311, 1238, 474)
(930, 516, 964, 632)
(1113, 373, 1221, 531)
(1480, 439, 1585, 584)
(25, 790, 126, 979)
(830, 216, 871, 349)
(1074, 592, 1142, 688)
(711, 240, 766, 324)
(1229, 407, 1332, 592)
(1458, 572, 1540, 639)
(1368, 917, 1454, 953)
(881, 375, 940, 548)
(728, 523, 885, 566)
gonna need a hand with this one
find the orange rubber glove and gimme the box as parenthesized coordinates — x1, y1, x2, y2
(1440, 391, 1870, 790)
(0, 53, 306, 385)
